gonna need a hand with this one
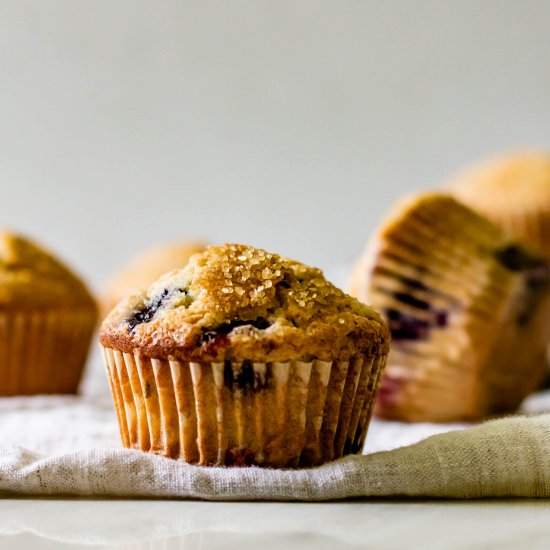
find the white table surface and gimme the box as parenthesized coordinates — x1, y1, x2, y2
(1, 499, 549, 549)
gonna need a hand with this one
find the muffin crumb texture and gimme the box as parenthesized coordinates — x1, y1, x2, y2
(102, 240, 206, 315)
(101, 244, 389, 363)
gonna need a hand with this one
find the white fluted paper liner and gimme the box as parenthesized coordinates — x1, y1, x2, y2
(102, 347, 386, 467)
(0, 310, 96, 395)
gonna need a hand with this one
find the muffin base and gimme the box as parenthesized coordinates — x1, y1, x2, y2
(102, 347, 386, 467)
(0, 309, 96, 395)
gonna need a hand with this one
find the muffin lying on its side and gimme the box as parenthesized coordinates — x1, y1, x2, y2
(0, 232, 97, 395)
(100, 243, 389, 467)
(350, 194, 550, 422)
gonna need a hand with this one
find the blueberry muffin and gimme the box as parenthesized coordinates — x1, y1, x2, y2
(100, 243, 389, 467)
(350, 194, 550, 422)
(102, 240, 206, 316)
(449, 151, 550, 260)
(0, 232, 98, 395)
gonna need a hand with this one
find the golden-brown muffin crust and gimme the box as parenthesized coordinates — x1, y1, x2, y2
(449, 151, 550, 199)
(0, 232, 97, 310)
(100, 244, 389, 362)
(102, 240, 206, 315)
(448, 151, 550, 258)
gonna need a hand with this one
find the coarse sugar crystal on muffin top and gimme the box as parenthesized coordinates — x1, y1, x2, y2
(100, 244, 389, 363)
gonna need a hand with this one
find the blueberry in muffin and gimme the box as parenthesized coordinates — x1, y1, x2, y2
(100, 243, 389, 467)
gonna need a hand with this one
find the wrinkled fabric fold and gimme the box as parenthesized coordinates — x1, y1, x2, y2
(0, 414, 549, 500)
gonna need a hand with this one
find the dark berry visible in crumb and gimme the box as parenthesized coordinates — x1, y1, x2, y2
(223, 359, 269, 392)
(127, 288, 186, 331)
(385, 308, 431, 341)
(435, 311, 448, 328)
(494, 245, 546, 272)
(525, 265, 550, 290)
(200, 317, 271, 344)
(234, 360, 255, 390)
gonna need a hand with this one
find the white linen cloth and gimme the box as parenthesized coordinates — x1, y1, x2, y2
(0, 372, 548, 500)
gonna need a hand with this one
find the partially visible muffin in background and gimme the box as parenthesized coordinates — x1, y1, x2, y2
(100, 243, 390, 468)
(350, 194, 550, 422)
(0, 232, 98, 395)
(102, 240, 206, 315)
(449, 151, 550, 259)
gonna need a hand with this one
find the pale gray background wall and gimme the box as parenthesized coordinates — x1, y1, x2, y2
(0, 1, 549, 289)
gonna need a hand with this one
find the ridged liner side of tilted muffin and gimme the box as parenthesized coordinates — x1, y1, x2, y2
(350, 194, 550, 422)
(100, 243, 390, 467)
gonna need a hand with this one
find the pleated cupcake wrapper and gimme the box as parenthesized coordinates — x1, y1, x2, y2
(356, 195, 550, 422)
(102, 347, 386, 467)
(0, 309, 96, 395)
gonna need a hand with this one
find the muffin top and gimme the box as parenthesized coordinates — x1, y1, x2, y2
(450, 151, 550, 206)
(0, 232, 97, 309)
(100, 243, 389, 362)
(103, 240, 206, 314)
